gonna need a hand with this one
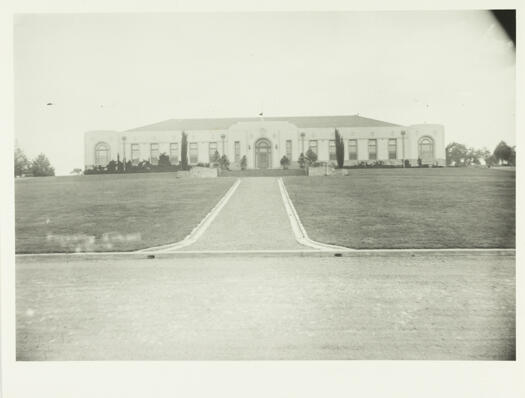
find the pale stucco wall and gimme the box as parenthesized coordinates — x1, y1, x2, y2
(84, 120, 445, 170)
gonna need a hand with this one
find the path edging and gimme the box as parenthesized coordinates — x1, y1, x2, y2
(139, 178, 242, 252)
(278, 177, 354, 252)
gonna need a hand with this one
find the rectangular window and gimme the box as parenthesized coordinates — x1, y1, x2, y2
(368, 139, 377, 160)
(150, 143, 159, 165)
(234, 141, 241, 162)
(169, 143, 179, 164)
(348, 139, 358, 160)
(308, 140, 318, 154)
(388, 138, 397, 160)
(131, 143, 140, 164)
(189, 142, 198, 164)
(209, 142, 218, 162)
(286, 140, 292, 160)
(329, 140, 337, 161)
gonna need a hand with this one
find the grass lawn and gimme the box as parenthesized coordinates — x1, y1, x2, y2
(284, 168, 515, 249)
(15, 173, 236, 253)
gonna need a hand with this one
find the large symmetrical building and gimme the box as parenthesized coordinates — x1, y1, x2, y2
(84, 115, 445, 170)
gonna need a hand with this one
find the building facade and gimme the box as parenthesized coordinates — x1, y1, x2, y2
(84, 115, 446, 170)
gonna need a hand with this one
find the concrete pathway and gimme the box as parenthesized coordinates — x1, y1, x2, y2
(181, 177, 307, 251)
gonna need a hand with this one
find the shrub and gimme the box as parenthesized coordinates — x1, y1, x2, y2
(158, 153, 171, 168)
(219, 154, 230, 170)
(280, 155, 290, 169)
(305, 149, 318, 165)
(298, 153, 306, 169)
(240, 155, 247, 170)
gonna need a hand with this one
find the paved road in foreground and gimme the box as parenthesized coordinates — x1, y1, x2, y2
(16, 252, 515, 360)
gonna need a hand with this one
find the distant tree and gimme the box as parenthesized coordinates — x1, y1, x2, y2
(180, 131, 188, 170)
(335, 128, 345, 168)
(70, 168, 82, 176)
(298, 153, 306, 169)
(240, 155, 247, 170)
(31, 153, 55, 177)
(464, 147, 482, 166)
(509, 146, 516, 166)
(280, 155, 290, 169)
(493, 141, 512, 165)
(445, 142, 468, 166)
(14, 147, 31, 177)
(305, 148, 318, 165)
(158, 153, 171, 168)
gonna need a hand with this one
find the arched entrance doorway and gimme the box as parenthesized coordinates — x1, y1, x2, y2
(255, 138, 272, 169)
(418, 136, 434, 163)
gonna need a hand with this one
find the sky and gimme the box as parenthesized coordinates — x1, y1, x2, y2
(14, 11, 515, 175)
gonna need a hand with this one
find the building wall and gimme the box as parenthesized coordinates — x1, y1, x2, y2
(84, 120, 446, 169)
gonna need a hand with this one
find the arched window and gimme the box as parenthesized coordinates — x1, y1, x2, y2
(418, 137, 434, 161)
(95, 142, 110, 166)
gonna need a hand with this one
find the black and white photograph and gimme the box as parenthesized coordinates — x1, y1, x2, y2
(1, 2, 523, 398)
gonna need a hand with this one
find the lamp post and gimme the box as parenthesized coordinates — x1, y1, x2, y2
(400, 130, 406, 168)
(221, 134, 226, 155)
(300, 132, 305, 154)
(122, 136, 127, 172)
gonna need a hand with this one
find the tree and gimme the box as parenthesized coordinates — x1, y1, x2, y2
(305, 148, 318, 165)
(509, 146, 516, 166)
(31, 153, 55, 177)
(335, 128, 345, 168)
(493, 141, 512, 165)
(14, 147, 31, 177)
(70, 168, 82, 176)
(280, 155, 290, 169)
(445, 142, 468, 166)
(464, 147, 482, 166)
(180, 131, 188, 170)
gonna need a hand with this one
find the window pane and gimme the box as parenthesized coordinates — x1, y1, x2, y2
(170, 143, 179, 163)
(189, 142, 198, 164)
(95, 143, 110, 166)
(131, 144, 140, 164)
(388, 138, 397, 160)
(329, 140, 336, 161)
(348, 139, 358, 160)
(368, 139, 377, 160)
(286, 140, 292, 159)
(209, 142, 217, 162)
(234, 141, 240, 162)
(309, 140, 318, 154)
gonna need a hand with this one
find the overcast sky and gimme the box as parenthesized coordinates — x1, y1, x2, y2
(14, 11, 515, 175)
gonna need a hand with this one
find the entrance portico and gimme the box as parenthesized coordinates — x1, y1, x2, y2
(254, 138, 272, 169)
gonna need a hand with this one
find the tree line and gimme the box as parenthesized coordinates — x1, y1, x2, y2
(14, 148, 55, 177)
(446, 141, 516, 167)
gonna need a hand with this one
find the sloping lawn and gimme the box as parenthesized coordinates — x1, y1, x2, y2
(15, 173, 236, 253)
(284, 168, 515, 249)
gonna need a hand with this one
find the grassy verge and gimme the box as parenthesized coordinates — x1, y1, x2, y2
(284, 168, 515, 249)
(15, 173, 236, 253)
